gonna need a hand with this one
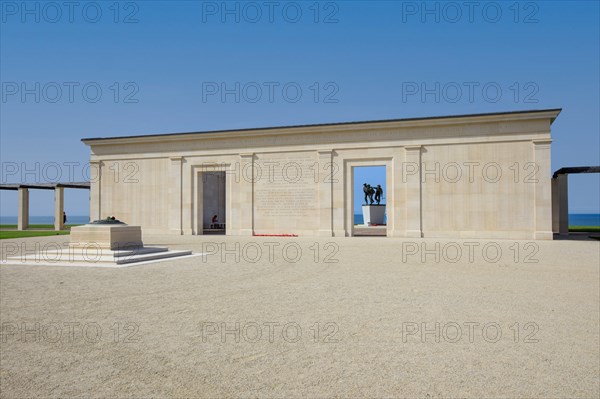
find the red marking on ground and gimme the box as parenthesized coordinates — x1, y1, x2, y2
(253, 234, 299, 237)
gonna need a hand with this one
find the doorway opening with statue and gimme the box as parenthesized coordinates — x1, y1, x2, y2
(353, 165, 386, 237)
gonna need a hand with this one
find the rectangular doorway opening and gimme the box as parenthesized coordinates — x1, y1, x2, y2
(353, 165, 387, 237)
(202, 171, 226, 235)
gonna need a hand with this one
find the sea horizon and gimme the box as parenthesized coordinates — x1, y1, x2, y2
(0, 215, 91, 225)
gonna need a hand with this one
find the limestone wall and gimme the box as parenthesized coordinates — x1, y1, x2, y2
(420, 141, 537, 238)
(85, 110, 559, 239)
(96, 158, 169, 231)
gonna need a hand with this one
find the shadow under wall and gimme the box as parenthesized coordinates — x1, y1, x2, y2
(553, 232, 600, 241)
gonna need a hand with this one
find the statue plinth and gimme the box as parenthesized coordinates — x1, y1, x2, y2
(69, 224, 143, 250)
(362, 204, 386, 226)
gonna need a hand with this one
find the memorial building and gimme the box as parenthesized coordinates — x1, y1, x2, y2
(82, 109, 560, 239)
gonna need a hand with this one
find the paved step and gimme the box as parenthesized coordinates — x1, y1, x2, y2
(116, 249, 192, 264)
(4, 246, 197, 267)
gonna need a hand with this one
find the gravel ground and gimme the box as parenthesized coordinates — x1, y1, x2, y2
(1, 234, 598, 398)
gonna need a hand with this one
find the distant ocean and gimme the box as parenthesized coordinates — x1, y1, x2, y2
(353, 214, 600, 226)
(0, 215, 90, 225)
(568, 214, 600, 226)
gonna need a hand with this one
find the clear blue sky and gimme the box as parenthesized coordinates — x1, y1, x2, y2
(1, 0, 598, 217)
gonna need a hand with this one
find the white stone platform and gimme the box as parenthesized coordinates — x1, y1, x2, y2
(5, 223, 197, 267)
(4, 246, 198, 268)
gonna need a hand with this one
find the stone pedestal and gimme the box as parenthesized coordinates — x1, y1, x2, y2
(69, 224, 143, 250)
(362, 204, 386, 226)
(4, 223, 195, 267)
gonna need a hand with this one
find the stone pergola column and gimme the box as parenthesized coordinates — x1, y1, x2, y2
(54, 186, 64, 231)
(551, 177, 559, 233)
(239, 153, 254, 235)
(557, 173, 569, 235)
(533, 139, 553, 239)
(404, 145, 422, 237)
(17, 187, 29, 230)
(318, 149, 333, 236)
(89, 161, 102, 221)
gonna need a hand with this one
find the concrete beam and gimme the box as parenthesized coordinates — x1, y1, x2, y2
(17, 187, 29, 230)
(54, 186, 64, 231)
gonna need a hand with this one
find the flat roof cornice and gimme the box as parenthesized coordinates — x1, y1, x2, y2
(81, 108, 561, 146)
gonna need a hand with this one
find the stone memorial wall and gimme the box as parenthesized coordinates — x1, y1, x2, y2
(254, 154, 319, 234)
(84, 109, 560, 239)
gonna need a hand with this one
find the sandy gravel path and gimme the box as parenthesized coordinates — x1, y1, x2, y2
(1, 234, 598, 398)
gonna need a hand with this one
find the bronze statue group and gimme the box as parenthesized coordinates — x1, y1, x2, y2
(363, 183, 383, 205)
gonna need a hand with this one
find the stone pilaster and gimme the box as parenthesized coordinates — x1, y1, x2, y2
(181, 161, 193, 235)
(533, 139, 553, 239)
(169, 157, 183, 235)
(331, 154, 345, 237)
(89, 161, 102, 222)
(404, 145, 422, 237)
(388, 151, 405, 237)
(318, 149, 333, 236)
(239, 153, 254, 235)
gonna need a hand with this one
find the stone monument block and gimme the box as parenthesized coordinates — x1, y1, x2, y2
(69, 224, 143, 250)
